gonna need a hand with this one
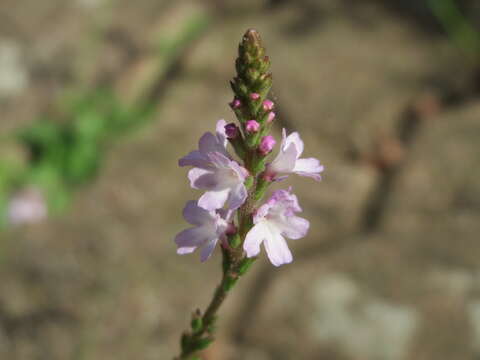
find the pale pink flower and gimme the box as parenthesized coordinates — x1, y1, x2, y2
(243, 189, 309, 266)
(266, 129, 324, 181)
(175, 201, 229, 262)
(179, 120, 249, 210)
(8, 187, 47, 226)
(187, 152, 248, 210)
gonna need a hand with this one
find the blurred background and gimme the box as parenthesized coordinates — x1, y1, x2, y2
(1, 0, 480, 359)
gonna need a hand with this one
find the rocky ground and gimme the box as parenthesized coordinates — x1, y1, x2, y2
(1, 1, 480, 359)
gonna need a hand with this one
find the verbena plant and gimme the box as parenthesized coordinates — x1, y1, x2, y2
(174, 29, 324, 359)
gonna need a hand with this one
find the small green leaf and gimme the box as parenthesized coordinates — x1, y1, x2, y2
(191, 316, 203, 333)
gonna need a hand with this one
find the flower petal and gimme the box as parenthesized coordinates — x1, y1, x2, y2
(226, 183, 247, 210)
(182, 200, 213, 226)
(244, 222, 270, 258)
(175, 227, 212, 254)
(198, 189, 230, 210)
(199, 131, 228, 158)
(293, 158, 324, 181)
(269, 142, 298, 173)
(200, 238, 218, 262)
(178, 151, 209, 168)
(283, 131, 304, 157)
(277, 215, 310, 240)
(263, 228, 293, 266)
(188, 168, 215, 189)
(215, 119, 228, 147)
(207, 152, 232, 169)
(229, 160, 249, 180)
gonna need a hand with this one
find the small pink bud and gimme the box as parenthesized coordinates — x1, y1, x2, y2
(267, 111, 276, 123)
(245, 120, 260, 133)
(250, 93, 260, 100)
(225, 123, 239, 139)
(259, 135, 276, 155)
(262, 99, 274, 111)
(226, 223, 237, 235)
(230, 98, 242, 109)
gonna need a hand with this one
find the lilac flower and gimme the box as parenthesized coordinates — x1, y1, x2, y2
(266, 129, 324, 181)
(179, 120, 249, 210)
(179, 119, 230, 168)
(187, 152, 249, 210)
(243, 189, 309, 266)
(175, 201, 229, 262)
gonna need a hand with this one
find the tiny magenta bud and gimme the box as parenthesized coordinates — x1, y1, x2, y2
(225, 123, 239, 139)
(259, 135, 276, 155)
(246, 120, 260, 133)
(250, 93, 260, 100)
(230, 98, 242, 109)
(267, 111, 276, 123)
(262, 99, 274, 111)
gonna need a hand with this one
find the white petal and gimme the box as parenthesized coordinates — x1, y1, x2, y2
(269, 142, 298, 173)
(293, 158, 324, 181)
(226, 183, 247, 210)
(215, 119, 228, 147)
(284, 131, 304, 157)
(244, 222, 270, 258)
(182, 200, 213, 226)
(276, 215, 310, 240)
(263, 228, 293, 266)
(198, 189, 230, 210)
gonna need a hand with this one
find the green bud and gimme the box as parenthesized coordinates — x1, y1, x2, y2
(191, 311, 203, 333)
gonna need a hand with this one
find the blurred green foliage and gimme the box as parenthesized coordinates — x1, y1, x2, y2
(0, 11, 210, 228)
(0, 89, 154, 227)
(429, 0, 480, 58)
